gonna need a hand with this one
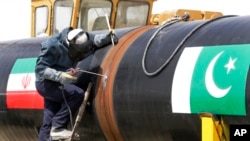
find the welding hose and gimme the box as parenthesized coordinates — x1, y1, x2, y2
(60, 85, 74, 129)
(142, 14, 237, 76)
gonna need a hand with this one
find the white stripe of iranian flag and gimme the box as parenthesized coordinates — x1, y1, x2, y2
(7, 73, 36, 91)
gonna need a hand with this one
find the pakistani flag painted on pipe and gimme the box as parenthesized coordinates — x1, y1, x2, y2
(6, 58, 43, 109)
(172, 44, 250, 116)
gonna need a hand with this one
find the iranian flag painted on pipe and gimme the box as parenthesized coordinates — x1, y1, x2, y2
(6, 58, 43, 109)
(172, 44, 250, 116)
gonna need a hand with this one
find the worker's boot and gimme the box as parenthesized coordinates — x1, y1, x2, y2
(50, 128, 72, 140)
(73, 132, 80, 141)
(50, 128, 80, 141)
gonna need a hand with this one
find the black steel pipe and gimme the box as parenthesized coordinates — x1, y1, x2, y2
(95, 15, 250, 141)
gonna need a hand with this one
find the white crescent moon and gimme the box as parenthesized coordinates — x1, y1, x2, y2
(205, 51, 231, 98)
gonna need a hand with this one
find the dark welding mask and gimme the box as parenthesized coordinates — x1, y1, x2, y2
(67, 29, 93, 61)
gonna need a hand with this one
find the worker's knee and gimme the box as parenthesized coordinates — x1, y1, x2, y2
(64, 84, 83, 93)
(64, 84, 84, 98)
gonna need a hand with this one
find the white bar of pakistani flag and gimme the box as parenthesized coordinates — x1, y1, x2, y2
(172, 47, 203, 113)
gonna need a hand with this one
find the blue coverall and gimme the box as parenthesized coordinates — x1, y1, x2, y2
(35, 27, 113, 141)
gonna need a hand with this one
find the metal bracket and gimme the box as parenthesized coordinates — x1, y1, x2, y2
(199, 112, 229, 141)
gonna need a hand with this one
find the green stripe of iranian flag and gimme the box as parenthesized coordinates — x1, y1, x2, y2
(172, 44, 249, 115)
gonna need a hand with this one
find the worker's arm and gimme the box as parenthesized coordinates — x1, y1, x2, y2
(35, 42, 77, 85)
(43, 68, 77, 85)
(91, 31, 118, 49)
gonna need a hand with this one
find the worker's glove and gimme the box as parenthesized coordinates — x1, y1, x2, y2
(59, 72, 77, 85)
(93, 31, 119, 49)
(43, 68, 77, 85)
(109, 30, 119, 45)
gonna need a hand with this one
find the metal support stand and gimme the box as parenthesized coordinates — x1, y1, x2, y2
(199, 113, 229, 141)
(66, 82, 93, 141)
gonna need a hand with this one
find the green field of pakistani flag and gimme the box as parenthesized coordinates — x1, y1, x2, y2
(172, 44, 250, 116)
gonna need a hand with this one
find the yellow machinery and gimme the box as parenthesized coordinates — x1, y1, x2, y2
(151, 9, 223, 25)
(31, 0, 223, 37)
(31, 0, 155, 37)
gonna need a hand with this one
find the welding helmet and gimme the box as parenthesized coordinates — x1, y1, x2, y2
(67, 28, 93, 61)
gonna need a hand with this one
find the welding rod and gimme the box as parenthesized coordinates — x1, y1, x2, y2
(105, 13, 115, 46)
(79, 70, 107, 78)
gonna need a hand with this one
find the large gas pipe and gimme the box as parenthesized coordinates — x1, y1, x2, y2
(0, 15, 250, 141)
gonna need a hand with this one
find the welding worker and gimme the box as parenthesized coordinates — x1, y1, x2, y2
(35, 27, 118, 141)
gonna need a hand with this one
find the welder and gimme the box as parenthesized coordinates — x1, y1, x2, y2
(35, 27, 118, 141)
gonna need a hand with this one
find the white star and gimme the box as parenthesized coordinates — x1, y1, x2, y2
(224, 57, 237, 74)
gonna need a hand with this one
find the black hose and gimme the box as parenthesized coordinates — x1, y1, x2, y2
(60, 86, 74, 129)
(142, 15, 237, 76)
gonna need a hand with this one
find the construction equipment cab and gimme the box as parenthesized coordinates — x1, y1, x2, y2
(31, 0, 155, 37)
